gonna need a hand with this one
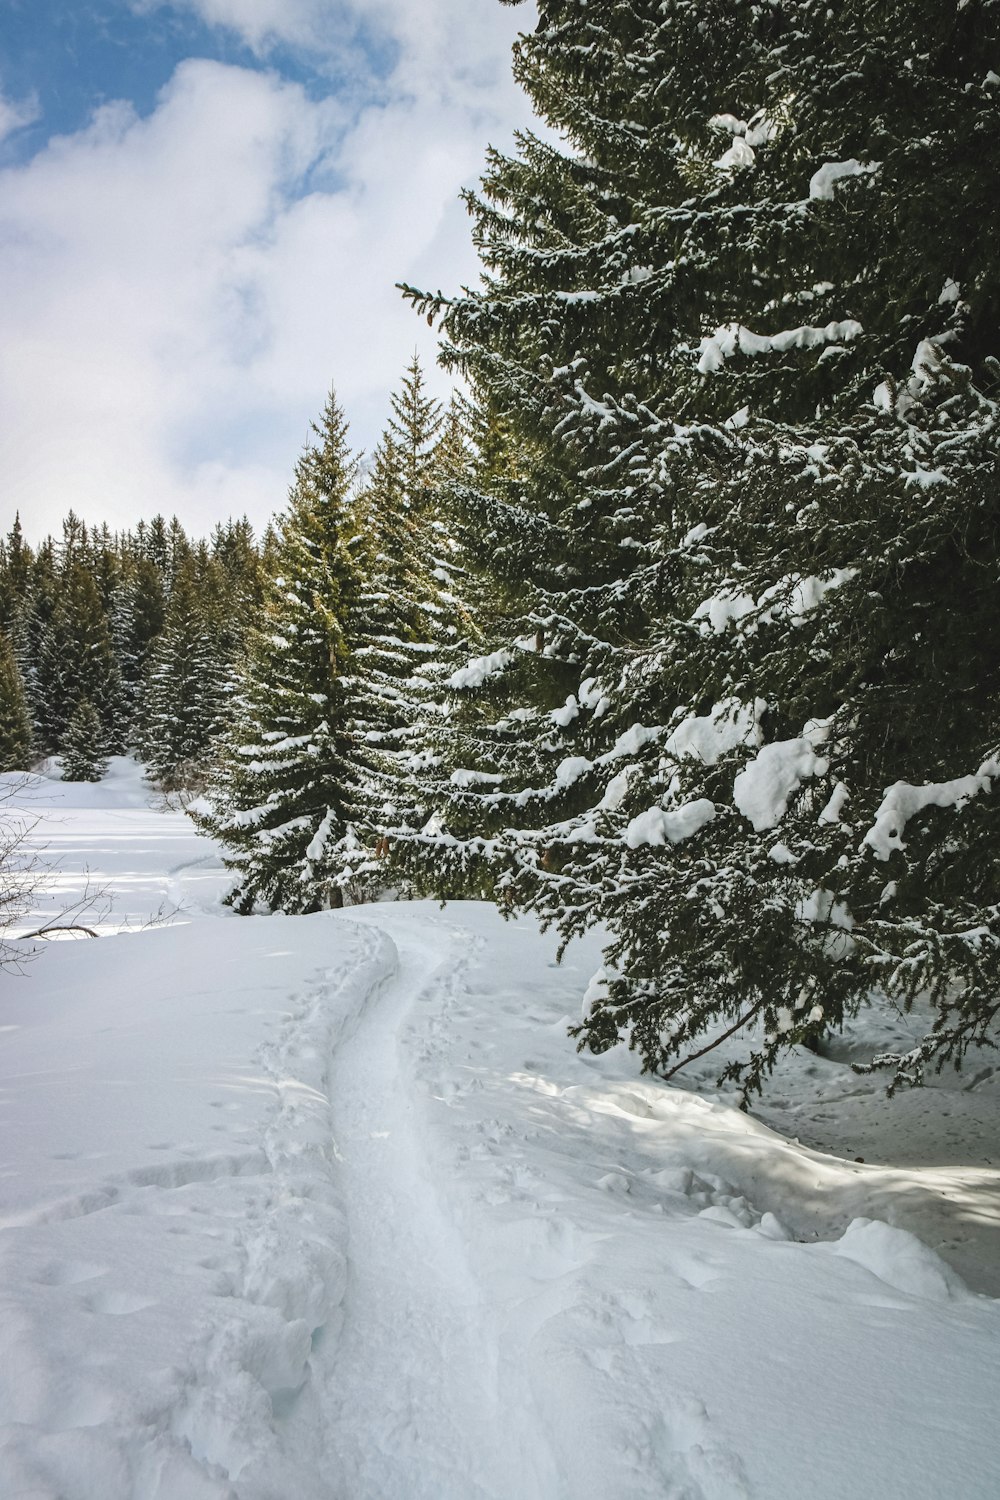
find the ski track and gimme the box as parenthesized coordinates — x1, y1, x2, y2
(166, 923, 397, 1496)
(316, 913, 558, 1500)
(321, 908, 753, 1500)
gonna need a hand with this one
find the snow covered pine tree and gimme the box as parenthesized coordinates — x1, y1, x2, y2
(0, 633, 33, 772)
(351, 361, 478, 855)
(402, 0, 1000, 1096)
(61, 699, 108, 783)
(141, 549, 228, 791)
(196, 390, 372, 912)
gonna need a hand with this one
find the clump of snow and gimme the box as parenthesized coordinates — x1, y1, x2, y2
(795, 888, 855, 959)
(698, 320, 863, 375)
(582, 964, 614, 1019)
(555, 755, 593, 791)
(828, 1219, 968, 1302)
(808, 158, 880, 201)
(708, 112, 746, 134)
(551, 694, 580, 728)
(893, 336, 955, 423)
(578, 677, 612, 717)
(693, 587, 757, 633)
(908, 337, 946, 394)
(709, 109, 777, 151)
(305, 806, 337, 862)
(666, 697, 764, 766)
(715, 136, 755, 169)
(598, 768, 631, 811)
(693, 567, 858, 638)
(862, 759, 1000, 860)
(818, 781, 850, 825)
(624, 798, 715, 848)
(447, 648, 513, 691)
(450, 768, 504, 789)
(734, 720, 832, 831)
(603, 722, 660, 761)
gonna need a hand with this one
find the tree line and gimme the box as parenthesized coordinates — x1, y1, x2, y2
(0, 507, 267, 785)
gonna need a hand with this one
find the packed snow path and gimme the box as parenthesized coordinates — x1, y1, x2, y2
(1, 762, 999, 1498)
(320, 914, 553, 1500)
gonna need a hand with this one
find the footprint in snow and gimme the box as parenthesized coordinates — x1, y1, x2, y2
(32, 1260, 109, 1287)
(83, 1288, 158, 1316)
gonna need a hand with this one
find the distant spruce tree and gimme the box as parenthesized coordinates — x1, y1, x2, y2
(196, 389, 367, 912)
(141, 548, 227, 790)
(401, 0, 1000, 1095)
(0, 516, 32, 644)
(0, 633, 33, 772)
(61, 698, 108, 783)
(112, 553, 166, 749)
(33, 557, 119, 754)
(343, 362, 476, 860)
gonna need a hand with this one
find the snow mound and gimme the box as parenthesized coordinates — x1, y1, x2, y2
(0, 756, 155, 809)
(829, 1218, 969, 1302)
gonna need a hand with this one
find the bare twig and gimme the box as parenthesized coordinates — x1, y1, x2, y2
(0, 772, 111, 968)
(659, 1002, 765, 1083)
(19, 923, 100, 940)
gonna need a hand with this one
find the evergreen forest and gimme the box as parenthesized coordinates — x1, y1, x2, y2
(6, 0, 998, 1101)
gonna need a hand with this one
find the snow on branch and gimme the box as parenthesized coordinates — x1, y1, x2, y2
(693, 570, 856, 634)
(808, 158, 881, 201)
(697, 320, 863, 375)
(447, 649, 514, 691)
(862, 759, 1000, 861)
(733, 720, 832, 832)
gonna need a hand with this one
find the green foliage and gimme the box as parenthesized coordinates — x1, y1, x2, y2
(2, 511, 266, 781)
(60, 698, 108, 783)
(200, 367, 479, 912)
(196, 389, 368, 912)
(399, 0, 1000, 1095)
(140, 549, 227, 790)
(0, 633, 33, 772)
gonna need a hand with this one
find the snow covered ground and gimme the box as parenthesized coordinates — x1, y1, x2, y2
(0, 760, 998, 1499)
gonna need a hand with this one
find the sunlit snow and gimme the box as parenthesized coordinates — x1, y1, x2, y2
(0, 760, 997, 1498)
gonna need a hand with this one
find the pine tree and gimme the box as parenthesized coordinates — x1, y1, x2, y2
(196, 389, 367, 913)
(343, 363, 478, 860)
(0, 633, 33, 772)
(141, 550, 226, 790)
(0, 516, 32, 642)
(32, 559, 119, 753)
(112, 553, 166, 748)
(387, 353, 444, 506)
(401, 0, 1000, 1095)
(60, 698, 108, 783)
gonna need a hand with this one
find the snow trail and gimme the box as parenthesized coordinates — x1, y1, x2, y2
(318, 912, 558, 1500)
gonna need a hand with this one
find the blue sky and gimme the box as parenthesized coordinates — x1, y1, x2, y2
(0, 0, 533, 538)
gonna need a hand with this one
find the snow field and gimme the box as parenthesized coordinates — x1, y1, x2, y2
(1, 759, 233, 937)
(0, 761, 998, 1498)
(361, 904, 1000, 1500)
(0, 912, 395, 1499)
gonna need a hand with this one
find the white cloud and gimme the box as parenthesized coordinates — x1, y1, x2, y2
(133, 0, 333, 57)
(0, 4, 535, 540)
(0, 91, 41, 145)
